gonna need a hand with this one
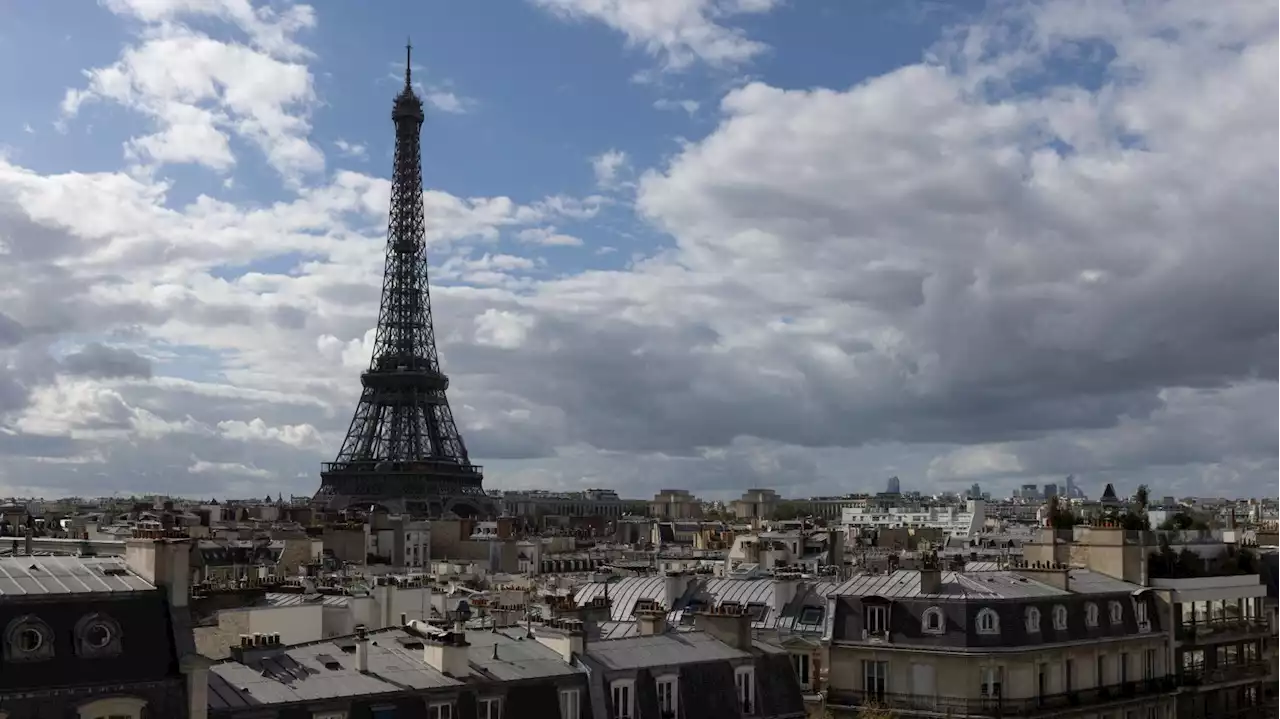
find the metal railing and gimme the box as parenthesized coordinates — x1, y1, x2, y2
(1180, 660, 1271, 686)
(827, 678, 1176, 717)
(1176, 617, 1271, 641)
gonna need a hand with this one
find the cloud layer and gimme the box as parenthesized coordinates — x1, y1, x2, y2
(0, 0, 1274, 501)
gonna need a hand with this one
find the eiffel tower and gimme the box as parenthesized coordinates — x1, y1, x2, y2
(314, 44, 494, 519)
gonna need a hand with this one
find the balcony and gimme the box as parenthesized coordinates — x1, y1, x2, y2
(1175, 617, 1272, 643)
(1180, 660, 1272, 687)
(827, 678, 1176, 717)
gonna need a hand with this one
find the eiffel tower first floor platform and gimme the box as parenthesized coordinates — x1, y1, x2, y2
(313, 459, 497, 518)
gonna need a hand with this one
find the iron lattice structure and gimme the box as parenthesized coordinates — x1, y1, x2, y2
(315, 45, 493, 518)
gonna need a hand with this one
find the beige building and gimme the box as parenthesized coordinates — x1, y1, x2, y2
(732, 488, 782, 520)
(822, 557, 1177, 719)
(650, 489, 702, 519)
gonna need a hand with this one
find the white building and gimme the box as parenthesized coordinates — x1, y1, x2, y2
(840, 499, 985, 538)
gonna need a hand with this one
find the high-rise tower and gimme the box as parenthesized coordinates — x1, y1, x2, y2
(314, 44, 494, 518)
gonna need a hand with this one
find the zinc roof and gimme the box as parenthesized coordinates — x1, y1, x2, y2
(0, 555, 153, 596)
(830, 569, 1069, 599)
(585, 630, 749, 670)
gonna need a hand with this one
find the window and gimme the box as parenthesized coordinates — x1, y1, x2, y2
(1053, 605, 1068, 631)
(559, 690, 580, 719)
(611, 680, 634, 719)
(1120, 652, 1129, 683)
(427, 703, 453, 719)
(736, 666, 756, 714)
(656, 675, 678, 716)
(313, 713, 347, 719)
(863, 660, 888, 699)
(1065, 659, 1074, 692)
(791, 653, 811, 688)
(976, 608, 1000, 635)
(1097, 654, 1108, 685)
(75, 698, 148, 719)
(1135, 600, 1149, 626)
(1086, 603, 1100, 627)
(479, 697, 502, 719)
(1144, 649, 1156, 680)
(799, 606, 824, 625)
(1109, 601, 1124, 624)
(922, 607, 944, 634)
(865, 605, 888, 635)
(980, 667, 1002, 697)
(1025, 607, 1041, 633)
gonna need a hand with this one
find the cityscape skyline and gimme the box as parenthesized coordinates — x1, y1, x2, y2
(0, 0, 1275, 502)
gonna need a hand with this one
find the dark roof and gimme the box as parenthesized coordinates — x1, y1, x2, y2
(1101, 484, 1119, 502)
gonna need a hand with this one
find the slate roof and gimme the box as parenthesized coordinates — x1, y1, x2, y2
(584, 631, 750, 671)
(263, 591, 350, 608)
(0, 555, 153, 596)
(831, 569, 1069, 599)
(572, 576, 838, 635)
(206, 626, 580, 710)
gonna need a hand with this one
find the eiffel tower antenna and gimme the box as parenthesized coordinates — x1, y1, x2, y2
(313, 45, 493, 520)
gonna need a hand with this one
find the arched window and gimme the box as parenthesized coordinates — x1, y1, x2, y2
(976, 608, 1000, 635)
(922, 607, 945, 634)
(1025, 606, 1041, 633)
(1109, 600, 1124, 624)
(1053, 605, 1068, 630)
(1085, 602, 1100, 627)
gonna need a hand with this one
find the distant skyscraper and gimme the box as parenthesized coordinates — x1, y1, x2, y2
(969, 483, 982, 500)
(1065, 474, 1078, 498)
(886, 476, 901, 494)
(1021, 483, 1040, 500)
(1044, 483, 1059, 499)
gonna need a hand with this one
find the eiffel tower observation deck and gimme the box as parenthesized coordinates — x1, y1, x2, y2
(314, 44, 495, 519)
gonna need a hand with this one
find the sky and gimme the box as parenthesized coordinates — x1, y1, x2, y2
(0, 0, 1275, 503)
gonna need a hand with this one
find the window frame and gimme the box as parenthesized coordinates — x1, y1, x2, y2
(865, 605, 888, 635)
(735, 665, 756, 715)
(1025, 606, 1041, 633)
(427, 701, 454, 719)
(478, 696, 502, 719)
(976, 608, 1000, 635)
(791, 652, 811, 688)
(1053, 605, 1068, 631)
(611, 679, 635, 719)
(980, 666, 1002, 697)
(1109, 600, 1124, 624)
(1086, 603, 1100, 627)
(655, 674, 679, 715)
(922, 606, 945, 634)
(863, 659, 888, 697)
(559, 689, 581, 719)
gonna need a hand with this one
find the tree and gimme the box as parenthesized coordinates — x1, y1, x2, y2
(1046, 495, 1076, 529)
(1133, 484, 1149, 511)
(773, 502, 802, 521)
(1158, 512, 1209, 531)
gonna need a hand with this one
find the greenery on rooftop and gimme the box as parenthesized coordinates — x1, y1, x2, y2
(1148, 535, 1258, 578)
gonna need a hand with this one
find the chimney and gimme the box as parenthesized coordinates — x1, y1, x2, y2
(22, 528, 31, 557)
(533, 618, 585, 663)
(693, 606, 752, 652)
(355, 625, 370, 672)
(636, 608, 667, 636)
(919, 566, 942, 594)
(124, 536, 191, 608)
(180, 653, 214, 719)
(662, 571, 689, 610)
(423, 630, 471, 676)
(772, 574, 798, 616)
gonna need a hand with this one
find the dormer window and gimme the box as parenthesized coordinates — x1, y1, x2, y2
(976, 608, 1000, 635)
(1109, 600, 1124, 624)
(1135, 599, 1150, 629)
(799, 606, 824, 625)
(1025, 606, 1041, 633)
(922, 607, 945, 634)
(865, 605, 888, 635)
(611, 680, 635, 719)
(1086, 602, 1100, 627)
(1053, 605, 1068, 631)
(656, 674, 678, 717)
(735, 666, 756, 715)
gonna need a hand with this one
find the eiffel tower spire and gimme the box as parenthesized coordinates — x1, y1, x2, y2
(314, 45, 493, 519)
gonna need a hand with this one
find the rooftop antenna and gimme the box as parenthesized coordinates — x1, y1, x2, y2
(404, 38, 413, 89)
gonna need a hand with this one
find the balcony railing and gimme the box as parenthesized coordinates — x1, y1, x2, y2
(1176, 617, 1271, 642)
(827, 678, 1176, 717)
(1180, 660, 1272, 686)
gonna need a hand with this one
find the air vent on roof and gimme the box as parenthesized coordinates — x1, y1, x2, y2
(102, 567, 130, 577)
(315, 653, 342, 670)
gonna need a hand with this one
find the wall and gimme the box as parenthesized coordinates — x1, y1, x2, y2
(194, 604, 323, 658)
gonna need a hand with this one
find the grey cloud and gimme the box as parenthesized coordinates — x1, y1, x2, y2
(61, 343, 153, 380)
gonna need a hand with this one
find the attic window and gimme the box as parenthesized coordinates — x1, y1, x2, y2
(102, 567, 130, 577)
(633, 599, 660, 614)
(745, 603, 768, 622)
(720, 602, 742, 614)
(799, 607, 824, 625)
(315, 653, 342, 670)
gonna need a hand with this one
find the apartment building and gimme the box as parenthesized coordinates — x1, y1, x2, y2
(1024, 523, 1276, 719)
(822, 558, 1176, 719)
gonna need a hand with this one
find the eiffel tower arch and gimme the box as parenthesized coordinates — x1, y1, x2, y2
(314, 44, 495, 519)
